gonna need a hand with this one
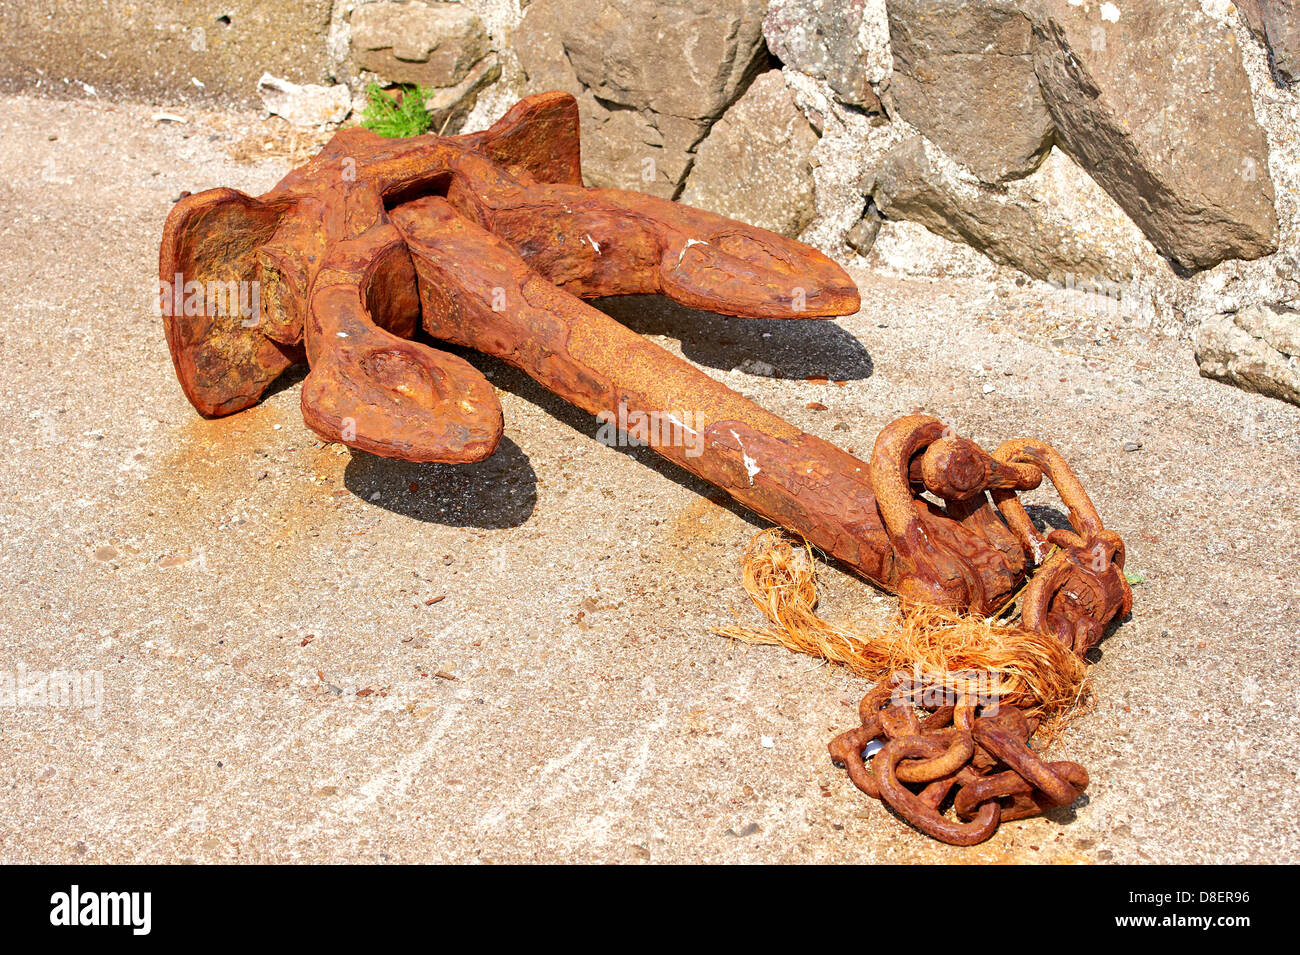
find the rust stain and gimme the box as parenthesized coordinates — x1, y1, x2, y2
(668, 494, 739, 548)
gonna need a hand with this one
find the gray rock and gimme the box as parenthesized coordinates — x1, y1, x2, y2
(846, 201, 883, 256)
(256, 73, 351, 127)
(421, 54, 502, 135)
(866, 135, 1128, 283)
(679, 71, 819, 237)
(886, 0, 1054, 183)
(762, 0, 884, 111)
(1238, 0, 1300, 83)
(350, 1, 491, 89)
(1030, 0, 1278, 272)
(1196, 304, 1300, 405)
(515, 0, 769, 197)
(513, 0, 674, 192)
(511, 3, 683, 195)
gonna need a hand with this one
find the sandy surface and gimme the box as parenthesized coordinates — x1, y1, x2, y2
(1, 94, 1297, 864)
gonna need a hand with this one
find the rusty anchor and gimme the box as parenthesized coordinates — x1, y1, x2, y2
(159, 90, 1131, 650)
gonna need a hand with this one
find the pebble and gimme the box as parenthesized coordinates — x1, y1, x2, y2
(736, 358, 778, 377)
(1123, 440, 1143, 452)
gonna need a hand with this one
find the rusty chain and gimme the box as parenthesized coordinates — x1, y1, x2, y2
(828, 673, 1089, 846)
(870, 416, 1132, 650)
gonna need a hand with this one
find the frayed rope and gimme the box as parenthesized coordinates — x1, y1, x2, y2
(713, 529, 1092, 725)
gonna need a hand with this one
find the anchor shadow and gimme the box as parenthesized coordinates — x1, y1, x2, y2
(593, 294, 874, 381)
(335, 294, 873, 534)
(343, 435, 538, 529)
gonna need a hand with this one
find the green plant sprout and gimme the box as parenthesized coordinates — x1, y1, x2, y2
(360, 83, 433, 138)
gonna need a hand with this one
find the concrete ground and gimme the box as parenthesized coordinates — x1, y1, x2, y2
(1, 94, 1297, 864)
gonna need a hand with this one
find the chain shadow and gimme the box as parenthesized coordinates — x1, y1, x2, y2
(1022, 503, 1074, 534)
